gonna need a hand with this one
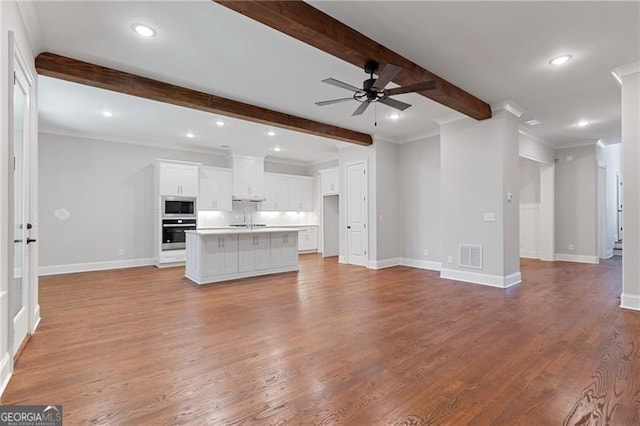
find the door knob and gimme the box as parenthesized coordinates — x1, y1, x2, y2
(14, 239, 22, 243)
(26, 238, 37, 244)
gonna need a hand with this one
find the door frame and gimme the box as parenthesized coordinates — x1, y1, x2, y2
(7, 32, 37, 361)
(597, 163, 608, 259)
(344, 160, 368, 266)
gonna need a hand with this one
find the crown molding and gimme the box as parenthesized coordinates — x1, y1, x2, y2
(397, 129, 441, 144)
(492, 100, 525, 118)
(612, 61, 640, 85)
(434, 112, 468, 126)
(518, 127, 555, 149)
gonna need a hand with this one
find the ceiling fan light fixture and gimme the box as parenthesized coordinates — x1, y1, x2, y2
(132, 24, 156, 38)
(549, 55, 572, 66)
(388, 113, 401, 120)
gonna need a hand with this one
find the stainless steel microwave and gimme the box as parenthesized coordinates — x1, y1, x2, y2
(162, 196, 196, 218)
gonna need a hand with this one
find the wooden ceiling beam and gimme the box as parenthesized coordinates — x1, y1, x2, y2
(35, 52, 373, 146)
(215, 0, 492, 121)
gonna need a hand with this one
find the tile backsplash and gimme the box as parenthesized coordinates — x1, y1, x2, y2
(198, 201, 317, 228)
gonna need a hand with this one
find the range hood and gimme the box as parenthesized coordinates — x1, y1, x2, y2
(232, 195, 266, 202)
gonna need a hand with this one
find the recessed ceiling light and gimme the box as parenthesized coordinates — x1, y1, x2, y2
(388, 113, 401, 120)
(549, 55, 572, 66)
(186, 132, 195, 138)
(525, 119, 540, 126)
(215, 120, 225, 127)
(576, 120, 590, 127)
(132, 24, 156, 38)
(102, 110, 113, 118)
(220, 145, 230, 149)
(267, 130, 276, 136)
(274, 147, 281, 152)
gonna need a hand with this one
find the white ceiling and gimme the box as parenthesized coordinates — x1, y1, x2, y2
(31, 0, 639, 161)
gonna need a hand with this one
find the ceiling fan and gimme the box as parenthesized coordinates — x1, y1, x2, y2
(315, 60, 436, 116)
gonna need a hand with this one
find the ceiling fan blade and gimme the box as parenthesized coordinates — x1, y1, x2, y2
(322, 78, 361, 93)
(380, 97, 412, 111)
(372, 63, 402, 90)
(315, 97, 354, 106)
(352, 101, 371, 116)
(386, 81, 436, 96)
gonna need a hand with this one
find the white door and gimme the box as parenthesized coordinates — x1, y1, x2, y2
(346, 162, 368, 267)
(9, 49, 32, 357)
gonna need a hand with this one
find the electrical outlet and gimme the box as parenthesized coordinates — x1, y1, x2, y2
(568, 244, 574, 251)
(118, 249, 124, 256)
(447, 256, 453, 264)
(423, 249, 429, 257)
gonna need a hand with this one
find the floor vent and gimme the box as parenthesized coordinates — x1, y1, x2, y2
(459, 244, 482, 269)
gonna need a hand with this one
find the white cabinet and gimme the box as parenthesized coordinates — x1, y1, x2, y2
(229, 155, 264, 200)
(298, 227, 318, 252)
(262, 174, 289, 211)
(159, 162, 199, 197)
(202, 235, 238, 276)
(199, 167, 232, 211)
(321, 168, 339, 195)
(271, 232, 298, 268)
(288, 176, 314, 211)
(239, 234, 271, 272)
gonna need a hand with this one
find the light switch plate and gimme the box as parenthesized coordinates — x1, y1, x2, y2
(483, 212, 496, 222)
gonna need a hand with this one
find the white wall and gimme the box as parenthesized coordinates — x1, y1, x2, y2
(554, 144, 598, 263)
(374, 140, 399, 263)
(1, 0, 39, 396)
(519, 158, 541, 258)
(519, 130, 555, 165)
(398, 135, 441, 268)
(616, 65, 640, 311)
(440, 109, 520, 287)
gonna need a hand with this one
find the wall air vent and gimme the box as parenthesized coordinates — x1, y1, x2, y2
(459, 244, 483, 269)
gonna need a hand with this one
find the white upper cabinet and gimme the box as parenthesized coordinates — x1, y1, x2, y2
(260, 173, 313, 211)
(288, 176, 314, 211)
(158, 161, 199, 197)
(199, 166, 232, 211)
(321, 168, 339, 195)
(262, 174, 289, 211)
(229, 155, 264, 201)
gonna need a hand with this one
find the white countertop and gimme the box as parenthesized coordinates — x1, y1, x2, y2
(187, 228, 301, 236)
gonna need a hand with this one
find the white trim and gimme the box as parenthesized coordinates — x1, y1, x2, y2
(440, 268, 522, 288)
(0, 352, 12, 398)
(32, 304, 41, 334)
(264, 156, 313, 167)
(555, 140, 598, 150)
(399, 258, 442, 272)
(518, 128, 555, 150)
(155, 158, 202, 166)
(606, 249, 614, 259)
(368, 258, 400, 269)
(492, 100, 525, 118)
(612, 62, 640, 82)
(554, 254, 599, 264)
(397, 129, 441, 144)
(39, 258, 155, 276)
(520, 250, 539, 259)
(434, 112, 468, 126)
(338, 255, 347, 264)
(621, 293, 640, 311)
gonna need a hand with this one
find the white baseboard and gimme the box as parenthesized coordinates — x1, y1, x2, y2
(554, 254, 599, 264)
(0, 352, 12, 398)
(606, 249, 614, 259)
(399, 258, 442, 272)
(519, 250, 539, 259)
(39, 258, 155, 276)
(338, 255, 347, 264)
(32, 304, 41, 334)
(368, 258, 400, 269)
(440, 268, 522, 288)
(621, 293, 640, 311)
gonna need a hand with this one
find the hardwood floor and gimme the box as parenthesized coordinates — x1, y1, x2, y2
(2, 255, 639, 424)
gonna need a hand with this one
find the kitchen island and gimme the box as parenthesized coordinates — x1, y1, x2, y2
(185, 228, 299, 284)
